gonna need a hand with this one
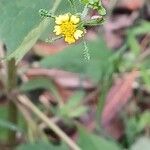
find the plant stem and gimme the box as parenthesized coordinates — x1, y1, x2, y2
(17, 95, 81, 150)
(16, 103, 48, 143)
(51, 0, 62, 14)
(7, 58, 18, 146)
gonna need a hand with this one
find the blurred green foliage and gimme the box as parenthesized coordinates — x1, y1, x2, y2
(78, 127, 120, 150)
(40, 38, 119, 83)
(0, 0, 149, 150)
(16, 142, 68, 150)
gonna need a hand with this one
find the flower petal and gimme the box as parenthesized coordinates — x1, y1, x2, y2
(55, 15, 64, 24)
(53, 25, 61, 35)
(55, 14, 70, 25)
(65, 36, 75, 44)
(70, 15, 80, 24)
(61, 13, 69, 22)
(74, 30, 83, 40)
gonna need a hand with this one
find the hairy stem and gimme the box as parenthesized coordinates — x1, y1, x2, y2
(7, 58, 18, 146)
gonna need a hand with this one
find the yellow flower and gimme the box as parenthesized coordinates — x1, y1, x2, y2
(53, 13, 84, 44)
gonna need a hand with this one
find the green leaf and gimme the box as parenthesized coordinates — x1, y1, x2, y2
(141, 69, 150, 89)
(88, 0, 99, 4)
(98, 5, 106, 16)
(40, 38, 115, 83)
(16, 142, 68, 150)
(19, 78, 54, 92)
(58, 92, 87, 118)
(0, 119, 23, 133)
(7, 18, 50, 63)
(0, 0, 53, 63)
(78, 127, 121, 150)
(81, 0, 106, 15)
(0, 0, 53, 53)
(127, 32, 140, 55)
(68, 0, 75, 6)
(125, 117, 139, 144)
(131, 21, 150, 35)
(20, 77, 63, 104)
(0, 0, 83, 63)
(138, 111, 150, 131)
(80, 0, 89, 4)
(57, 0, 84, 14)
(127, 21, 150, 56)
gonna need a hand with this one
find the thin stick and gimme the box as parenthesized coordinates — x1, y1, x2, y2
(17, 95, 81, 150)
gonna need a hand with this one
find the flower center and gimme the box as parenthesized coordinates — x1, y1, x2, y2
(60, 21, 76, 37)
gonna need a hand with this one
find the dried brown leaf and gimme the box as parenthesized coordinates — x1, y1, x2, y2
(102, 70, 139, 126)
(26, 68, 95, 90)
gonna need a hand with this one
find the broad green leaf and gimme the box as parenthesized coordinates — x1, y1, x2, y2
(7, 18, 50, 63)
(0, 0, 53, 53)
(78, 127, 121, 150)
(16, 142, 68, 150)
(57, 0, 84, 14)
(0, 0, 83, 63)
(40, 38, 115, 83)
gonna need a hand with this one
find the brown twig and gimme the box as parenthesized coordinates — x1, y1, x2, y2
(17, 95, 81, 150)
